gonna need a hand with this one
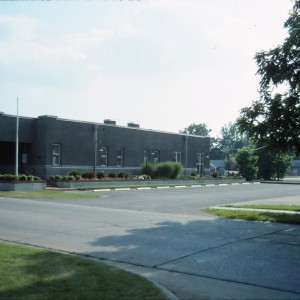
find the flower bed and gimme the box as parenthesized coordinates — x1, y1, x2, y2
(0, 174, 45, 191)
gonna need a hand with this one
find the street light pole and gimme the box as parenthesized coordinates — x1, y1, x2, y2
(185, 134, 188, 176)
(15, 98, 19, 176)
(93, 125, 98, 173)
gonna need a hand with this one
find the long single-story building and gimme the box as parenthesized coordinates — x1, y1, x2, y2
(0, 112, 211, 179)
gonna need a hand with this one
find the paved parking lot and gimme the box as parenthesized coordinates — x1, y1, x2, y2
(1, 183, 300, 299)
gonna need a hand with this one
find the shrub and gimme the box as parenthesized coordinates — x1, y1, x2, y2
(117, 172, 124, 178)
(156, 162, 183, 179)
(82, 172, 96, 179)
(123, 172, 130, 179)
(19, 174, 27, 181)
(116, 172, 130, 179)
(27, 175, 34, 181)
(0, 174, 42, 182)
(55, 175, 62, 181)
(97, 172, 105, 179)
(211, 172, 218, 178)
(0, 174, 18, 181)
(141, 162, 183, 179)
(141, 163, 155, 178)
(108, 173, 116, 178)
(190, 171, 197, 177)
(75, 175, 81, 180)
(68, 171, 81, 177)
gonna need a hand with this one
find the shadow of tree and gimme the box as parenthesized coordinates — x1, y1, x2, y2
(85, 218, 300, 294)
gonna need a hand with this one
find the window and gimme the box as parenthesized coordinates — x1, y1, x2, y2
(196, 153, 204, 164)
(100, 147, 108, 166)
(153, 150, 160, 164)
(144, 149, 150, 164)
(117, 147, 124, 167)
(173, 152, 181, 162)
(53, 144, 61, 165)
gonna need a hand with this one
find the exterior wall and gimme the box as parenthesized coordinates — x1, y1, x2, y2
(0, 113, 211, 179)
(0, 113, 34, 174)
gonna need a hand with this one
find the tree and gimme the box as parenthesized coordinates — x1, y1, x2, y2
(273, 153, 293, 180)
(257, 149, 293, 180)
(180, 123, 211, 136)
(210, 122, 252, 160)
(237, 0, 300, 154)
(235, 147, 259, 181)
(218, 122, 252, 153)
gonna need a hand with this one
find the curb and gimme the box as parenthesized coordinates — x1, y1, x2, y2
(93, 182, 260, 192)
(209, 206, 300, 215)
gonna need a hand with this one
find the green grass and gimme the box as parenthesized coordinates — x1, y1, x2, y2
(0, 242, 167, 300)
(224, 204, 300, 211)
(0, 190, 98, 199)
(205, 207, 300, 224)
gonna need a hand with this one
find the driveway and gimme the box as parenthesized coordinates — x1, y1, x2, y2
(1, 183, 300, 299)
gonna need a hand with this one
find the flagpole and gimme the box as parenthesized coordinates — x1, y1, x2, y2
(16, 98, 19, 176)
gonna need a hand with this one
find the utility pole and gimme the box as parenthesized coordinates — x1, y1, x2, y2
(15, 98, 19, 176)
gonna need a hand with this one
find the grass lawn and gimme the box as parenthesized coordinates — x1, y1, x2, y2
(0, 242, 167, 300)
(0, 190, 98, 199)
(224, 204, 300, 211)
(205, 205, 300, 224)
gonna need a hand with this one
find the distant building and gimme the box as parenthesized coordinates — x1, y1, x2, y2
(0, 113, 210, 179)
(210, 160, 226, 175)
(287, 160, 300, 176)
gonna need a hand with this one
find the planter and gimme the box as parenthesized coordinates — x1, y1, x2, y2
(54, 178, 246, 189)
(0, 181, 46, 191)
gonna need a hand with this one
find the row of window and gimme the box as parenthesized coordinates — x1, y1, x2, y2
(52, 144, 183, 166)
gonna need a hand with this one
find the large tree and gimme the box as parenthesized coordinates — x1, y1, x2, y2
(237, 0, 300, 154)
(218, 122, 251, 153)
(256, 148, 293, 180)
(180, 123, 211, 136)
(210, 122, 251, 160)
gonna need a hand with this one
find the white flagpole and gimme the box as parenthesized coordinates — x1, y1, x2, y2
(15, 98, 19, 176)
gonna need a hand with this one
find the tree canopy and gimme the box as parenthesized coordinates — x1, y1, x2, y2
(210, 122, 251, 160)
(237, 0, 300, 154)
(180, 123, 211, 136)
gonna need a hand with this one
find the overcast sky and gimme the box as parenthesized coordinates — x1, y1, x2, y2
(0, 0, 293, 137)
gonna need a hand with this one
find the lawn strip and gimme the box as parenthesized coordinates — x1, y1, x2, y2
(0, 190, 98, 199)
(205, 208, 300, 224)
(0, 242, 167, 300)
(224, 204, 300, 211)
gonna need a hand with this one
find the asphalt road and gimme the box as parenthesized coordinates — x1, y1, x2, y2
(1, 183, 300, 299)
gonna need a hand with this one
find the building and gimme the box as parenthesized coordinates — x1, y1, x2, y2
(0, 112, 211, 179)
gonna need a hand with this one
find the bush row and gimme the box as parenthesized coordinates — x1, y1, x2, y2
(52, 171, 132, 181)
(0, 174, 41, 182)
(51, 162, 184, 181)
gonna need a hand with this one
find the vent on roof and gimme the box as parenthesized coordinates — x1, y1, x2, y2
(104, 119, 116, 125)
(127, 122, 139, 128)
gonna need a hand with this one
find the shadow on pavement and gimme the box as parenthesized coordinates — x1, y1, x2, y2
(85, 218, 300, 297)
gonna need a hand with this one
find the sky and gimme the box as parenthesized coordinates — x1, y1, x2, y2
(0, 0, 294, 137)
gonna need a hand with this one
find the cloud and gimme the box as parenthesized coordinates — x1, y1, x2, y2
(0, 14, 86, 64)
